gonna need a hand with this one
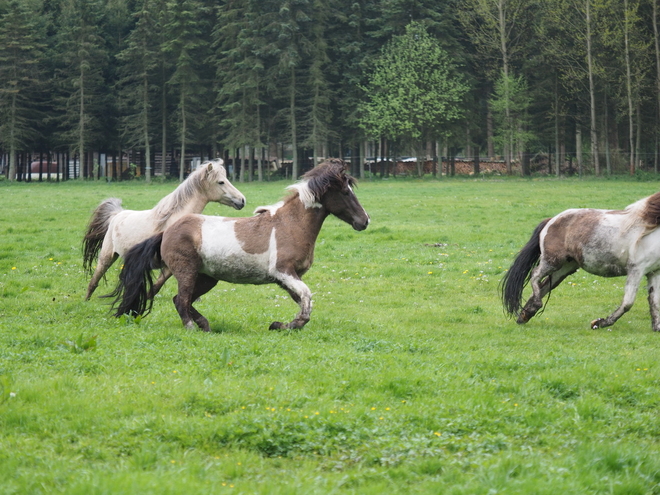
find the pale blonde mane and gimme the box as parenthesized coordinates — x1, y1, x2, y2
(152, 159, 227, 230)
(286, 181, 322, 209)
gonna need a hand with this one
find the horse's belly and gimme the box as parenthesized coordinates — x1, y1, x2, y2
(582, 257, 627, 277)
(199, 219, 274, 284)
(200, 253, 273, 284)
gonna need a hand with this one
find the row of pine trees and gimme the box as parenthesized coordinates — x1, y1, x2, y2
(1, 0, 659, 181)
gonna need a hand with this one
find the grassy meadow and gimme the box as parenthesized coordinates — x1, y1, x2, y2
(2, 174, 660, 494)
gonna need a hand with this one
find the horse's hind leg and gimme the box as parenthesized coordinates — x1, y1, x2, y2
(591, 268, 643, 330)
(188, 274, 218, 332)
(85, 247, 118, 300)
(269, 273, 312, 331)
(519, 260, 578, 324)
(173, 273, 217, 332)
(647, 271, 660, 332)
(148, 267, 172, 298)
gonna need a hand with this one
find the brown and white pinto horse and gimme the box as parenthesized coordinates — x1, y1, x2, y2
(82, 159, 245, 300)
(501, 192, 660, 331)
(108, 158, 370, 331)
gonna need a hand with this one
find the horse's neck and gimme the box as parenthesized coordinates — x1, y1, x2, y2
(151, 185, 209, 229)
(279, 197, 328, 240)
(175, 192, 208, 215)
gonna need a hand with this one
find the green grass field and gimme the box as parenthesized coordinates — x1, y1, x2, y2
(2, 175, 660, 494)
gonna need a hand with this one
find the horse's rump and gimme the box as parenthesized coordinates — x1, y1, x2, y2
(82, 198, 123, 273)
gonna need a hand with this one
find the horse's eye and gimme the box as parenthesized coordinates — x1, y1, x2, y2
(218, 181, 225, 185)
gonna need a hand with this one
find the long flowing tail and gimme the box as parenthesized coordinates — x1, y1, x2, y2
(500, 218, 550, 318)
(82, 198, 123, 274)
(105, 233, 164, 317)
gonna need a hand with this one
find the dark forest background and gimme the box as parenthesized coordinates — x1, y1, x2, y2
(1, 0, 659, 181)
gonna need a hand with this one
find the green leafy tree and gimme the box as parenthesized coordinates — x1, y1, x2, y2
(54, 0, 107, 179)
(213, 0, 266, 181)
(0, 0, 45, 181)
(163, 0, 209, 181)
(299, 0, 334, 166)
(358, 21, 467, 176)
(116, 0, 159, 182)
(490, 70, 534, 173)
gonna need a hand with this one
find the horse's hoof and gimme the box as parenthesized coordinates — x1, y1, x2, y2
(516, 312, 530, 324)
(269, 321, 285, 331)
(590, 318, 605, 329)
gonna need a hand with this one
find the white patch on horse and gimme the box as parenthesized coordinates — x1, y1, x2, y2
(349, 184, 370, 225)
(199, 217, 271, 283)
(254, 201, 284, 216)
(267, 228, 279, 275)
(287, 181, 322, 209)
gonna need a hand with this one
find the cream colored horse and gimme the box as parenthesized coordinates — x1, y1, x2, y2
(82, 159, 245, 299)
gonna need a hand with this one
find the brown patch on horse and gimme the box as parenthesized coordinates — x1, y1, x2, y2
(543, 210, 601, 266)
(234, 212, 275, 255)
(161, 214, 205, 270)
(274, 198, 325, 276)
(641, 192, 660, 231)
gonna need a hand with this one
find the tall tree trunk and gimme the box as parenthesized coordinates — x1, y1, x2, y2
(179, 90, 186, 182)
(554, 75, 560, 176)
(361, 140, 366, 179)
(79, 62, 85, 180)
(654, 0, 660, 172)
(8, 93, 17, 181)
(576, 126, 583, 177)
(498, 0, 512, 174)
(487, 102, 494, 158)
(290, 67, 298, 179)
(143, 76, 151, 183)
(624, 0, 635, 175)
(160, 58, 167, 177)
(585, 0, 600, 174)
(604, 91, 612, 175)
(249, 146, 254, 182)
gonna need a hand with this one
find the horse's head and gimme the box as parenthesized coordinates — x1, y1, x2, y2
(300, 158, 370, 231)
(201, 159, 246, 210)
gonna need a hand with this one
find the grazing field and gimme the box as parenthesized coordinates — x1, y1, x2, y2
(2, 175, 660, 494)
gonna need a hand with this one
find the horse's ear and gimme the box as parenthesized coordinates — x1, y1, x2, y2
(206, 162, 214, 174)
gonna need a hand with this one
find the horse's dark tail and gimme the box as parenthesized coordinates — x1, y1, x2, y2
(105, 233, 164, 317)
(500, 218, 551, 318)
(82, 198, 123, 274)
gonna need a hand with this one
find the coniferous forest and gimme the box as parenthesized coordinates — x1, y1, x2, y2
(1, 0, 659, 181)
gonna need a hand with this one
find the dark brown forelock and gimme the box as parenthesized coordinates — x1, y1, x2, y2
(301, 158, 355, 201)
(642, 192, 660, 229)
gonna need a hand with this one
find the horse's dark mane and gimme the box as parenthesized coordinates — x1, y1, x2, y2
(302, 158, 355, 201)
(642, 192, 660, 229)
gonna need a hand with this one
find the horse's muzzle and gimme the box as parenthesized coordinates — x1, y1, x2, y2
(352, 217, 370, 231)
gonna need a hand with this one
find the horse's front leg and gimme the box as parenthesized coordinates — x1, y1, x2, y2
(646, 271, 660, 332)
(591, 268, 642, 330)
(269, 273, 312, 331)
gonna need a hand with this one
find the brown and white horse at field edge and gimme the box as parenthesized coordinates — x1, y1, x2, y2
(82, 159, 245, 300)
(501, 192, 660, 331)
(108, 158, 370, 332)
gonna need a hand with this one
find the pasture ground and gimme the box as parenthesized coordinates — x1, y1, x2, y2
(2, 176, 660, 494)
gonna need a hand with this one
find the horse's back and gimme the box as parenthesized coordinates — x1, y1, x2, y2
(110, 209, 160, 256)
(542, 208, 633, 276)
